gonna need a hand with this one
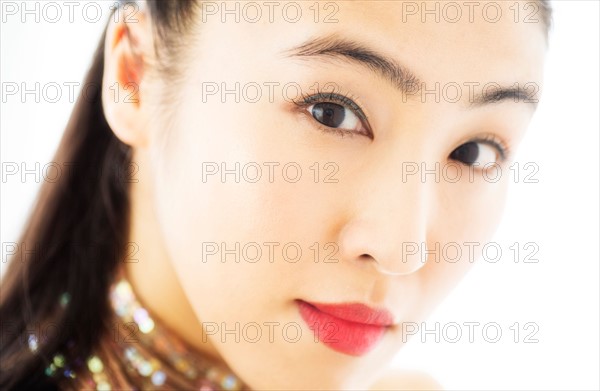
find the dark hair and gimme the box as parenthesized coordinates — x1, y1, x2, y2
(0, 2, 201, 389)
(0, 1, 552, 389)
(539, 0, 554, 39)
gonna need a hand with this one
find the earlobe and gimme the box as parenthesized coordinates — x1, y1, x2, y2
(102, 8, 151, 148)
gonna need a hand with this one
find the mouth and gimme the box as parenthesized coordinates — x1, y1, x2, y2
(296, 299, 394, 356)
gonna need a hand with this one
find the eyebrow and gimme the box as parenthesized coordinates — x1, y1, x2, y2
(284, 35, 538, 109)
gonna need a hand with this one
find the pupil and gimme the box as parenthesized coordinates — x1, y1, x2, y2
(312, 103, 345, 127)
(451, 142, 479, 165)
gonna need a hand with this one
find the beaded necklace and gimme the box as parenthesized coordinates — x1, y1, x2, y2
(40, 273, 249, 391)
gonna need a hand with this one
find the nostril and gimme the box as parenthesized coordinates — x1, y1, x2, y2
(357, 254, 405, 276)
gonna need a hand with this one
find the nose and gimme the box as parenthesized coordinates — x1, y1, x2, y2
(336, 174, 432, 276)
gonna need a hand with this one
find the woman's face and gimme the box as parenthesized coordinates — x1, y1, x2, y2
(137, 1, 546, 389)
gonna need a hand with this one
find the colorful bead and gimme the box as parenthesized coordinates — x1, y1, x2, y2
(133, 308, 155, 333)
(45, 364, 57, 377)
(53, 354, 66, 368)
(151, 370, 166, 386)
(87, 356, 104, 374)
(63, 369, 76, 378)
(222, 374, 238, 390)
(59, 292, 71, 308)
(137, 360, 153, 377)
(115, 280, 133, 299)
(96, 380, 111, 391)
(185, 366, 198, 379)
(197, 379, 217, 391)
(124, 347, 138, 361)
(45, 276, 248, 390)
(174, 357, 190, 373)
(28, 334, 39, 352)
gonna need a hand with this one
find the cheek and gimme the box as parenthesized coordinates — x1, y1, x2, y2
(147, 97, 313, 322)
(419, 176, 510, 309)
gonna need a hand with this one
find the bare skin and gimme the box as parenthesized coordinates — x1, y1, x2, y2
(102, 1, 547, 389)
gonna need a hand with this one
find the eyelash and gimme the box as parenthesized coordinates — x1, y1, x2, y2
(468, 134, 512, 162)
(292, 88, 511, 161)
(291, 89, 373, 138)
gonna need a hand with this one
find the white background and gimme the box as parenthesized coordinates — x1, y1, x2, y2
(1, 1, 598, 390)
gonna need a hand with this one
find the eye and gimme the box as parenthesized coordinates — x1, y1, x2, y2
(449, 140, 504, 167)
(308, 102, 362, 132)
(294, 92, 372, 138)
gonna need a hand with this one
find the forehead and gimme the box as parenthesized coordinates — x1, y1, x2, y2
(194, 0, 547, 88)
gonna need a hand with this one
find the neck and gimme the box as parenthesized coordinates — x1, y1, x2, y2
(123, 150, 225, 367)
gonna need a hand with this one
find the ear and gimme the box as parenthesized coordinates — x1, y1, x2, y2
(102, 4, 153, 148)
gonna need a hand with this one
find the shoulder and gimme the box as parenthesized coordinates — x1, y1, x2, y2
(369, 369, 443, 390)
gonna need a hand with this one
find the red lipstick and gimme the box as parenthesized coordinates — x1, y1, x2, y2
(297, 300, 394, 356)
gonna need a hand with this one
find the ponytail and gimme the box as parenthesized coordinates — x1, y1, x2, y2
(0, 27, 131, 390)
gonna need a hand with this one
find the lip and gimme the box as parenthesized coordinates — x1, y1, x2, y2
(296, 300, 394, 356)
